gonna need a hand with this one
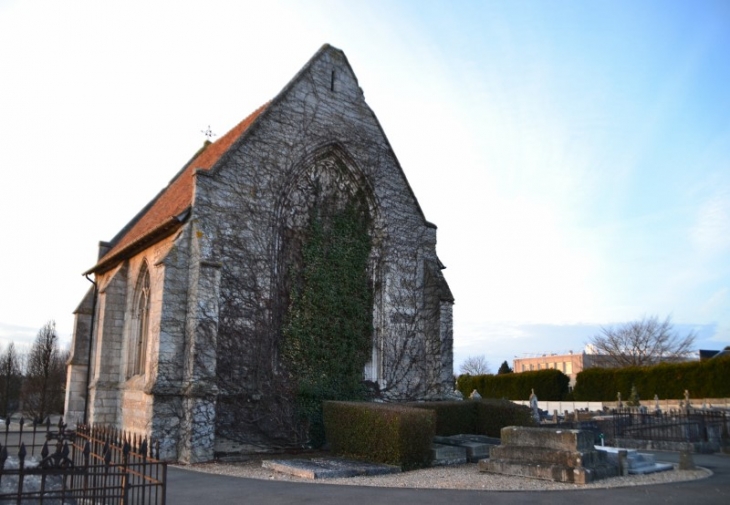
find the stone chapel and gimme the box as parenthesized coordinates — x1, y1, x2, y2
(65, 44, 454, 463)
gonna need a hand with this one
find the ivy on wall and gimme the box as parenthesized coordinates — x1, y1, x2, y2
(282, 200, 373, 445)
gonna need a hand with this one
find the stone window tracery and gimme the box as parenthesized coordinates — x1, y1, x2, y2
(128, 263, 150, 379)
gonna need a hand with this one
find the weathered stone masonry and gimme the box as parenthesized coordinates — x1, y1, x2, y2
(65, 44, 454, 463)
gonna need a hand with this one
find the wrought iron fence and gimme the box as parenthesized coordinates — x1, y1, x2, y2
(0, 417, 166, 504)
(613, 408, 730, 444)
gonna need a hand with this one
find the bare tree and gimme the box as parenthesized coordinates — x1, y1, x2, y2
(587, 315, 696, 368)
(459, 355, 491, 375)
(22, 320, 67, 421)
(0, 342, 23, 418)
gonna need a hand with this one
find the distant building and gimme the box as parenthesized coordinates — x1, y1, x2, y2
(699, 346, 730, 361)
(512, 351, 602, 388)
(699, 349, 720, 361)
(515, 346, 712, 389)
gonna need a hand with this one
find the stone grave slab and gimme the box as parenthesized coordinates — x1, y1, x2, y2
(262, 457, 401, 479)
(433, 434, 499, 462)
(431, 443, 467, 466)
(595, 446, 673, 475)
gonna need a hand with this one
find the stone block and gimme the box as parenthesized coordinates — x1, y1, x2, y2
(500, 426, 594, 451)
(489, 445, 607, 468)
(482, 427, 618, 484)
(480, 459, 602, 484)
(433, 434, 498, 462)
(679, 448, 696, 470)
(431, 443, 467, 466)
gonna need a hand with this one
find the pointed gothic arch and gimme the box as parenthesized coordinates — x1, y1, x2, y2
(127, 262, 151, 379)
(272, 144, 386, 382)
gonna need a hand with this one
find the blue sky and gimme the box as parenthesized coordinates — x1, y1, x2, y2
(0, 0, 728, 373)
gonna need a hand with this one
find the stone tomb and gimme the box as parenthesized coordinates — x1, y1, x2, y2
(480, 426, 618, 484)
(432, 434, 500, 464)
(595, 446, 673, 475)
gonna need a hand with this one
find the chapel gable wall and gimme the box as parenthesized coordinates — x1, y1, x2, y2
(190, 46, 452, 447)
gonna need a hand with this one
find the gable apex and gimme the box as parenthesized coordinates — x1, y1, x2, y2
(85, 43, 429, 275)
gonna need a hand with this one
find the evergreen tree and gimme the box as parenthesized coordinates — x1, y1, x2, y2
(497, 360, 513, 374)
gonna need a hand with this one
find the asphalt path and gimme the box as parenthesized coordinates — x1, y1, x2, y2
(167, 451, 730, 505)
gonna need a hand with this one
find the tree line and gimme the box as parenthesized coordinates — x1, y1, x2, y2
(0, 320, 68, 422)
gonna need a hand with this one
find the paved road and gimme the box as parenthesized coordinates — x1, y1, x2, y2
(167, 451, 730, 505)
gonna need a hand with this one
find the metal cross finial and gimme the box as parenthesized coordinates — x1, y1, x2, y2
(201, 125, 217, 140)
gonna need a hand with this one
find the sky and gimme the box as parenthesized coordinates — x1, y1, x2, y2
(0, 0, 728, 374)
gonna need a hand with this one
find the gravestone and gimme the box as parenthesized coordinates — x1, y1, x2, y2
(529, 389, 539, 424)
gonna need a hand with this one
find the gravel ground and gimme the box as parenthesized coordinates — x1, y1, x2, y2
(178, 456, 711, 491)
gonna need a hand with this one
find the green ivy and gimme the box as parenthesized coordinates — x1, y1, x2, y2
(282, 201, 373, 446)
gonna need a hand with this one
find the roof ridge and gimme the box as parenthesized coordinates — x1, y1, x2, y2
(87, 103, 269, 273)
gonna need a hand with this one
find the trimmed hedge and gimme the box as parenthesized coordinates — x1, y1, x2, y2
(406, 401, 477, 436)
(408, 399, 535, 437)
(323, 401, 435, 469)
(573, 356, 730, 401)
(457, 369, 570, 401)
(572, 358, 730, 401)
(475, 400, 536, 437)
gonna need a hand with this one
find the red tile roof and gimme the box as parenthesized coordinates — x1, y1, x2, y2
(89, 103, 268, 273)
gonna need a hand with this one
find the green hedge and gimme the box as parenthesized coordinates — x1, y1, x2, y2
(408, 399, 535, 437)
(406, 401, 476, 436)
(475, 400, 536, 437)
(457, 369, 570, 401)
(573, 356, 730, 401)
(323, 401, 435, 469)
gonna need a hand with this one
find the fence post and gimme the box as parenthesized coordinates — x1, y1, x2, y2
(30, 419, 38, 457)
(83, 441, 91, 498)
(16, 442, 26, 505)
(0, 445, 6, 488)
(121, 440, 131, 505)
(103, 443, 112, 504)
